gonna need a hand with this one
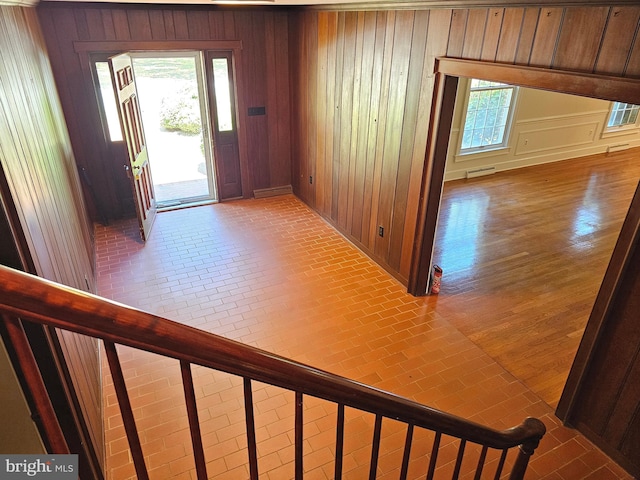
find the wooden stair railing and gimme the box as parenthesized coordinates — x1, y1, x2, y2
(0, 265, 546, 479)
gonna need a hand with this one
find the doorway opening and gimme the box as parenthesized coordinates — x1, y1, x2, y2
(92, 49, 242, 221)
(411, 59, 640, 411)
(130, 52, 216, 209)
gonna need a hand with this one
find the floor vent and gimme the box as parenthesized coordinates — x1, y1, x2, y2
(466, 166, 496, 179)
(607, 143, 630, 153)
(254, 185, 293, 199)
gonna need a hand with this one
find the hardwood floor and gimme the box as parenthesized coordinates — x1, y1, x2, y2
(432, 147, 640, 408)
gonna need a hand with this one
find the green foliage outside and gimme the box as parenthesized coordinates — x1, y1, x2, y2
(159, 85, 201, 136)
(133, 57, 201, 136)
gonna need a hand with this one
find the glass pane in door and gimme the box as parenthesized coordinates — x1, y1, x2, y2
(95, 62, 123, 142)
(211, 58, 233, 132)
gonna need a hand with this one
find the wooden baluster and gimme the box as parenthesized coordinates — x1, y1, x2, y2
(473, 445, 488, 480)
(335, 403, 345, 479)
(2, 316, 69, 453)
(426, 431, 441, 480)
(399, 423, 414, 480)
(295, 392, 303, 480)
(493, 450, 508, 480)
(508, 433, 543, 480)
(452, 439, 466, 479)
(368, 414, 383, 480)
(180, 361, 207, 480)
(104, 341, 149, 480)
(243, 378, 259, 480)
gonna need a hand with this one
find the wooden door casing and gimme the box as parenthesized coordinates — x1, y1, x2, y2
(206, 51, 242, 200)
(109, 53, 157, 241)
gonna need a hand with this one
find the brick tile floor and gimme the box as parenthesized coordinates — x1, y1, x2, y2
(95, 195, 631, 479)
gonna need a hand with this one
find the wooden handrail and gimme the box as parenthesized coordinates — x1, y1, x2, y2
(0, 265, 546, 476)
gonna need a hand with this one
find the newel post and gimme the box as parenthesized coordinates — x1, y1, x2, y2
(508, 418, 546, 480)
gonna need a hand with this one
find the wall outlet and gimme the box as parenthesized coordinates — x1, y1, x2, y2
(378, 226, 384, 237)
(309, 176, 313, 184)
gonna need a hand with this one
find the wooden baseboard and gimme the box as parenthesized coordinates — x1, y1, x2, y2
(253, 185, 293, 199)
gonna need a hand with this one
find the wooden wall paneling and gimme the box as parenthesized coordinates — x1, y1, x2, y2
(495, 8, 524, 64)
(0, 168, 29, 272)
(480, 8, 503, 62)
(229, 12, 252, 199)
(173, 10, 189, 40)
(149, 9, 166, 40)
(603, 354, 640, 457)
(35, 5, 296, 210)
(446, 9, 467, 59)
(623, 21, 640, 78)
(399, 8, 451, 279)
(15, 11, 100, 442)
(336, 12, 357, 230)
(265, 11, 279, 189)
(345, 11, 365, 236)
(557, 179, 640, 477)
(163, 10, 176, 40)
(619, 393, 640, 469)
(0, 6, 102, 473)
(187, 9, 210, 39)
(407, 73, 459, 295)
(100, 9, 116, 41)
(330, 12, 346, 222)
(1, 22, 61, 280)
(571, 261, 640, 437)
(350, 11, 377, 242)
(594, 6, 640, 76)
(305, 11, 318, 205)
(366, 11, 393, 250)
(128, 9, 152, 41)
(292, 11, 308, 201)
(208, 11, 224, 40)
(74, 9, 90, 41)
(513, 7, 539, 65)
(570, 238, 640, 476)
(237, 12, 269, 192)
(388, 10, 428, 271)
(84, 9, 105, 41)
(44, 8, 121, 221)
(111, 9, 131, 40)
(553, 7, 609, 72)
(323, 12, 338, 217)
(528, 7, 563, 68)
(359, 11, 386, 248)
(289, 11, 303, 198)
(272, 12, 291, 190)
(461, 8, 487, 60)
(374, 10, 413, 261)
(314, 12, 329, 213)
(223, 11, 236, 39)
(273, 12, 291, 189)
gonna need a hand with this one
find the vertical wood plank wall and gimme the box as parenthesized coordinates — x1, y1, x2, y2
(0, 4, 102, 466)
(567, 230, 640, 477)
(289, 5, 640, 285)
(36, 3, 292, 218)
(290, 6, 640, 476)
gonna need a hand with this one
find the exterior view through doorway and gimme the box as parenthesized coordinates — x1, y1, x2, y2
(94, 50, 240, 215)
(132, 52, 215, 209)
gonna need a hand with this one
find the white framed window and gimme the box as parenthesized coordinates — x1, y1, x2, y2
(607, 102, 640, 129)
(460, 79, 517, 154)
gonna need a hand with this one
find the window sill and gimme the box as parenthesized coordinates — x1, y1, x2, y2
(601, 126, 640, 140)
(454, 146, 511, 163)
